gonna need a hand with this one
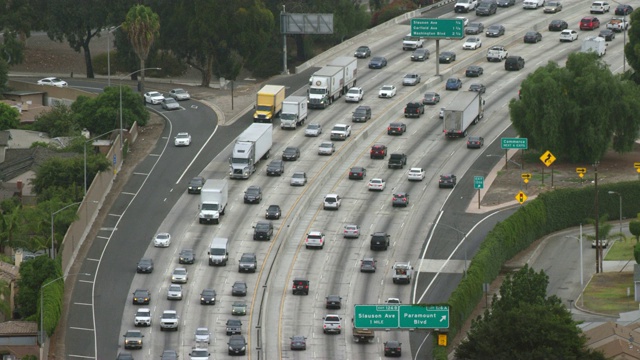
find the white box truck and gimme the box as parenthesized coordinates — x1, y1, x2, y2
(229, 123, 273, 179)
(308, 66, 344, 109)
(581, 36, 607, 57)
(328, 57, 358, 93)
(199, 179, 228, 224)
(208, 237, 229, 266)
(280, 96, 308, 129)
(443, 91, 484, 138)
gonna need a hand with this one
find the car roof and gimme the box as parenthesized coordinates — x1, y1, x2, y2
(308, 230, 323, 236)
(325, 193, 339, 197)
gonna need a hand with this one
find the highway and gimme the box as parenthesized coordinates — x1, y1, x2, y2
(56, 0, 633, 358)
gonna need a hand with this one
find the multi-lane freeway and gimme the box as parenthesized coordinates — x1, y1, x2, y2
(57, 0, 632, 358)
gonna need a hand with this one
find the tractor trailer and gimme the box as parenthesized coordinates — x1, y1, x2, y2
(443, 91, 484, 138)
(229, 123, 273, 179)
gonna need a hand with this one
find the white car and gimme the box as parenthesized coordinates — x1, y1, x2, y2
(195, 327, 211, 344)
(408, 168, 426, 181)
(439, 108, 445, 119)
(305, 231, 326, 249)
(174, 132, 191, 146)
(368, 178, 386, 191)
(559, 29, 578, 42)
(169, 88, 191, 101)
(343, 224, 360, 238)
(305, 123, 322, 137)
(463, 37, 482, 50)
(318, 141, 335, 155)
(189, 348, 210, 360)
(323, 194, 341, 210)
(167, 284, 183, 300)
(171, 267, 188, 284)
(378, 85, 397, 98)
(590, 1, 610, 13)
(456, 16, 469, 26)
(153, 232, 171, 247)
(345, 87, 364, 102)
(144, 91, 165, 104)
(37, 77, 68, 87)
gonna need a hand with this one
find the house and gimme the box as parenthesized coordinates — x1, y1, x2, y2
(584, 321, 640, 359)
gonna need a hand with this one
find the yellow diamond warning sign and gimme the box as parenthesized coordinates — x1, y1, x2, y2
(539, 150, 556, 167)
(516, 191, 527, 204)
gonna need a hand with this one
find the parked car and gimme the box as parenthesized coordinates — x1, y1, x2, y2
(168, 88, 190, 100)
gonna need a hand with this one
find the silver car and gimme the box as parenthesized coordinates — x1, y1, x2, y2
(171, 267, 188, 283)
(402, 73, 421, 86)
(195, 327, 211, 344)
(318, 142, 335, 155)
(169, 88, 191, 101)
(161, 98, 180, 110)
(167, 284, 183, 300)
(343, 224, 360, 238)
(305, 124, 322, 137)
(290, 172, 307, 186)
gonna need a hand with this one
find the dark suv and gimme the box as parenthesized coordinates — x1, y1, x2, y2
(388, 153, 407, 169)
(370, 144, 388, 159)
(253, 221, 274, 241)
(228, 335, 247, 355)
(505, 56, 525, 71)
(404, 102, 425, 118)
(244, 185, 262, 204)
(266, 160, 284, 176)
(292, 278, 309, 295)
(352, 105, 372, 122)
(370, 232, 391, 251)
(476, 1, 497, 15)
(439, 174, 457, 188)
(187, 176, 205, 194)
(387, 122, 406, 135)
(265, 205, 281, 219)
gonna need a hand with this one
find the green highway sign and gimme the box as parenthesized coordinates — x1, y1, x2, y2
(501, 137, 528, 150)
(354, 304, 450, 329)
(411, 19, 464, 39)
(474, 176, 484, 189)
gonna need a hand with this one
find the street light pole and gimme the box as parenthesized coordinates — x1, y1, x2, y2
(608, 191, 623, 236)
(84, 129, 120, 195)
(50, 202, 82, 259)
(118, 67, 161, 150)
(106, 25, 122, 87)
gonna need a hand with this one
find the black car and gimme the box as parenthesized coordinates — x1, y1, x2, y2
(349, 166, 367, 180)
(360, 258, 377, 272)
(411, 48, 430, 61)
(465, 65, 484, 77)
(439, 174, 457, 188)
(497, 0, 515, 6)
(476, 1, 497, 15)
(325, 295, 342, 309)
(505, 55, 525, 71)
(290, 335, 307, 350)
(467, 136, 485, 148)
(282, 146, 300, 161)
(404, 102, 425, 117)
(486, 24, 505, 37)
(232, 281, 247, 296)
(244, 185, 262, 204)
(392, 192, 410, 207)
(599, 29, 615, 41)
(266, 160, 284, 176)
(226, 319, 243, 335)
(387, 122, 406, 135)
(228, 335, 247, 355)
(368, 56, 387, 69)
(292, 278, 310, 295)
(132, 289, 151, 305)
(178, 249, 195, 264)
(615, 4, 633, 15)
(187, 176, 205, 194)
(370, 232, 391, 251)
(423, 92, 440, 105)
(253, 220, 274, 241)
(136, 258, 154, 273)
(548, 19, 568, 31)
(439, 51, 456, 63)
(354, 45, 371, 58)
(384, 340, 402, 357)
(200, 288, 216, 305)
(524, 31, 542, 43)
(265, 204, 281, 219)
(160, 350, 178, 360)
(465, 22, 485, 35)
(469, 83, 486, 94)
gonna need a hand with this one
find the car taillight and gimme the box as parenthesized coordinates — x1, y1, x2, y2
(387, 127, 391, 130)
(392, 197, 397, 200)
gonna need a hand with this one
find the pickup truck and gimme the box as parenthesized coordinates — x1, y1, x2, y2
(123, 330, 144, 349)
(402, 34, 424, 50)
(226, 319, 242, 335)
(486, 45, 508, 62)
(455, 0, 478, 12)
(392, 261, 414, 284)
(330, 124, 351, 140)
(353, 326, 375, 343)
(323, 314, 342, 334)
(134, 308, 151, 327)
(606, 18, 629, 31)
(388, 154, 407, 169)
(404, 102, 425, 118)
(160, 310, 179, 331)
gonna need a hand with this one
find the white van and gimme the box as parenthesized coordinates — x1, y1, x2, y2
(523, 0, 544, 8)
(208, 237, 229, 266)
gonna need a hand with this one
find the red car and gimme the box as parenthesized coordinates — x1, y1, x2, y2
(370, 144, 387, 159)
(580, 16, 600, 30)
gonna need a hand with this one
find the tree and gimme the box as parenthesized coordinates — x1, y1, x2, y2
(71, 86, 148, 135)
(122, 5, 160, 94)
(15, 256, 59, 319)
(625, 8, 640, 74)
(0, 102, 20, 130)
(634, 242, 640, 264)
(31, 155, 110, 198)
(630, 220, 640, 243)
(510, 52, 640, 163)
(0, 59, 9, 95)
(33, 104, 79, 137)
(455, 265, 606, 359)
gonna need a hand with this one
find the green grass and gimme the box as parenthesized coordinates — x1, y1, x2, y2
(605, 237, 636, 261)
(582, 273, 638, 315)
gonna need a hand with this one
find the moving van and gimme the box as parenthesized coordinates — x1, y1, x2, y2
(208, 237, 229, 266)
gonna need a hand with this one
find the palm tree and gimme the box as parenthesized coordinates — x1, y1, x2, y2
(585, 214, 625, 245)
(122, 5, 160, 94)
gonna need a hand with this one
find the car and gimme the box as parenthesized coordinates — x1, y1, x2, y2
(322, 314, 342, 334)
(253, 220, 274, 241)
(232, 281, 247, 296)
(456, 16, 470, 26)
(360, 258, 377, 272)
(486, 44, 508, 61)
(266, 160, 284, 176)
(408, 168, 426, 181)
(179, 249, 195, 264)
(580, 16, 600, 30)
(559, 29, 578, 42)
(292, 278, 310, 295)
(228, 335, 247, 355)
(226, 319, 243, 335)
(345, 87, 364, 102)
(343, 224, 361, 238)
(200, 289, 216, 305)
(153, 232, 171, 247)
(370, 232, 391, 251)
(167, 284, 183, 300)
(282, 146, 300, 161)
(188, 176, 205, 194)
(37, 77, 68, 87)
(318, 141, 335, 155)
(615, 4, 633, 15)
(467, 136, 485, 148)
(370, 144, 387, 159)
(123, 330, 144, 350)
(243, 185, 262, 203)
(330, 124, 351, 140)
(352, 105, 372, 122)
(411, 48, 430, 61)
(136, 258, 154, 273)
(132, 308, 150, 328)
(174, 132, 191, 146)
(476, 1, 497, 15)
(160, 350, 178, 360)
(423, 92, 440, 105)
(387, 122, 406, 135)
(592, 239, 610, 248)
(168, 88, 190, 100)
(549, 19, 569, 31)
(161, 97, 180, 110)
(384, 340, 402, 357)
(290, 335, 307, 350)
(379, 85, 397, 98)
(265, 204, 281, 219)
(354, 45, 371, 58)
(465, 22, 485, 34)
(402, 73, 421, 86)
(323, 194, 341, 210)
(305, 123, 322, 137)
(439, 108, 445, 119)
(590, 1, 610, 13)
(524, 31, 542, 43)
(368, 178, 386, 191)
(404, 102, 425, 117)
(544, 1, 562, 12)
(446, 78, 463, 90)
(463, 37, 482, 50)
(368, 56, 387, 69)
(305, 231, 325, 249)
(439, 174, 457, 188)
(388, 153, 407, 169)
(143, 91, 165, 104)
(486, 24, 505, 37)
(599, 29, 615, 41)
(232, 301, 247, 315)
(132, 289, 151, 305)
(171, 267, 188, 283)
(290, 171, 307, 186)
(348, 166, 367, 180)
(505, 55, 525, 71)
(189, 348, 210, 360)
(469, 83, 486, 94)
(326, 295, 342, 309)
(465, 66, 483, 77)
(160, 310, 179, 331)
(386, 297, 402, 304)
(439, 51, 456, 63)
(497, 0, 515, 6)
(392, 192, 410, 207)
(238, 253, 257, 273)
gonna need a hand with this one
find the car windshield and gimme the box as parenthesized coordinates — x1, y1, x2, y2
(164, 98, 177, 103)
(325, 316, 340, 322)
(382, 86, 393, 90)
(309, 88, 326, 94)
(202, 290, 215, 296)
(247, 188, 260, 194)
(190, 178, 204, 186)
(348, 89, 360, 94)
(173, 269, 186, 275)
(363, 260, 374, 265)
(293, 173, 305, 178)
(191, 350, 208, 356)
(357, 46, 368, 51)
(307, 124, 320, 130)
